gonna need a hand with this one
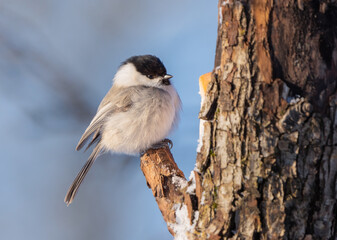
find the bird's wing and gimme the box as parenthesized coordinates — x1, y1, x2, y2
(76, 103, 113, 151)
(76, 90, 133, 151)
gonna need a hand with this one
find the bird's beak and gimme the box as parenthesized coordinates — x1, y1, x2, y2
(163, 74, 173, 80)
(162, 74, 173, 85)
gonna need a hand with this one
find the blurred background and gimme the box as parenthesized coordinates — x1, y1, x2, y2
(0, 1, 217, 239)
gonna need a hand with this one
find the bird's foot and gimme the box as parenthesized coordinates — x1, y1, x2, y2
(140, 139, 173, 155)
(154, 139, 173, 149)
(150, 138, 173, 150)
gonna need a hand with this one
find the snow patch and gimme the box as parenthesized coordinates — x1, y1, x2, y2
(282, 84, 303, 105)
(218, 0, 236, 25)
(219, 6, 223, 25)
(168, 204, 199, 240)
(222, 0, 230, 5)
(172, 174, 188, 189)
(288, 95, 303, 105)
(200, 192, 206, 205)
(197, 119, 205, 153)
(186, 171, 196, 194)
(197, 70, 207, 153)
(193, 164, 201, 173)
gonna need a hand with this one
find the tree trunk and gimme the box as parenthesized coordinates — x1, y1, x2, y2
(141, 0, 337, 239)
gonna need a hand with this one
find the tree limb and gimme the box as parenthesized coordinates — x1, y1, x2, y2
(140, 147, 201, 238)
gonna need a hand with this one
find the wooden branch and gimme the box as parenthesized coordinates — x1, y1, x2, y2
(140, 147, 200, 238)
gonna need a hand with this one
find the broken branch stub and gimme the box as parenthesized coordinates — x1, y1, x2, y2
(140, 147, 199, 238)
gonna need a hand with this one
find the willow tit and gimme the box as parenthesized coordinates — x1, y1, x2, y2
(64, 55, 181, 205)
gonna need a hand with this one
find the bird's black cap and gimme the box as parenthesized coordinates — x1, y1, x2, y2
(122, 55, 167, 77)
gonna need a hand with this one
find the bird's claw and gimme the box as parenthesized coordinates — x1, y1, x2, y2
(140, 139, 173, 155)
(162, 139, 173, 149)
(151, 138, 173, 150)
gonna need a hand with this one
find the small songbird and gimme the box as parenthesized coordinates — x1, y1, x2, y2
(64, 55, 181, 205)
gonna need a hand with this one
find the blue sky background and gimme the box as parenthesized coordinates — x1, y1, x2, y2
(0, 1, 217, 239)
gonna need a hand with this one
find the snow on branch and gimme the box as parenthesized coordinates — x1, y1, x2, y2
(140, 148, 202, 239)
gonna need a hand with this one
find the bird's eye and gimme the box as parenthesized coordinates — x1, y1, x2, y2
(147, 75, 154, 79)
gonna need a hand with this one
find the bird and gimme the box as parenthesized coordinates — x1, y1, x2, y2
(64, 55, 181, 205)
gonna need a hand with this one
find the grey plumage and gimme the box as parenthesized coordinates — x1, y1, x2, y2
(64, 55, 180, 205)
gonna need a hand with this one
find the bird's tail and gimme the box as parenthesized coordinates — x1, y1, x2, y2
(64, 144, 103, 206)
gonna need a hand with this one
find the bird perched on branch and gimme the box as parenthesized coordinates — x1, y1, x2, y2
(65, 55, 181, 205)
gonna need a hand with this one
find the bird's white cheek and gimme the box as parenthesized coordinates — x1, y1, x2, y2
(113, 63, 140, 87)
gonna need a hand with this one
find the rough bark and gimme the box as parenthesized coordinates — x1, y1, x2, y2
(140, 0, 337, 239)
(140, 147, 202, 238)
